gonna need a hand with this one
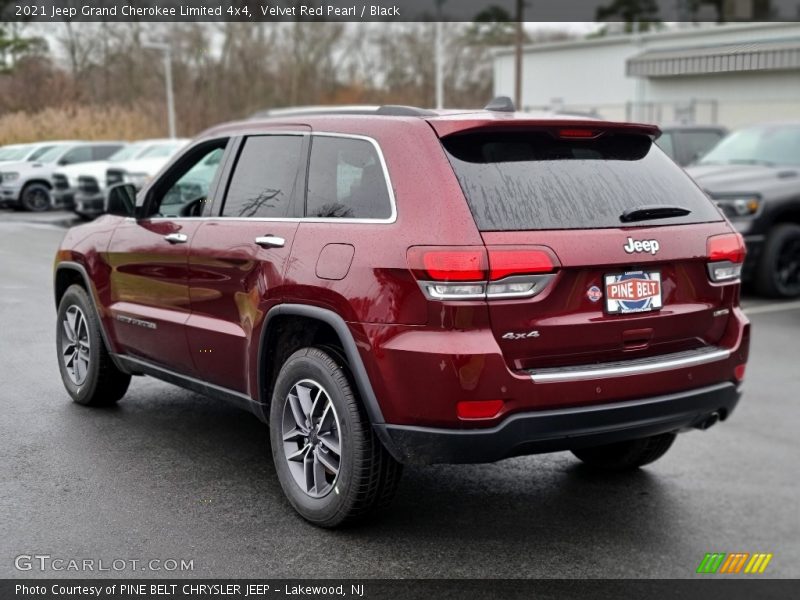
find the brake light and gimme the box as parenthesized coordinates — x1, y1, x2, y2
(488, 249, 556, 280)
(457, 399, 504, 420)
(707, 233, 746, 282)
(408, 246, 559, 300)
(557, 128, 599, 139)
(419, 248, 486, 281)
(734, 364, 746, 382)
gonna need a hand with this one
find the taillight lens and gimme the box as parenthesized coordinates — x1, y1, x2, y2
(408, 246, 559, 300)
(707, 233, 746, 283)
(413, 248, 487, 282)
(488, 248, 556, 280)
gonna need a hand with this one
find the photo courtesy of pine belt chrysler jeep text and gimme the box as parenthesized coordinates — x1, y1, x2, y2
(53, 100, 750, 527)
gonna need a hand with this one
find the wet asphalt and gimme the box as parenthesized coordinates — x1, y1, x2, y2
(1, 211, 798, 579)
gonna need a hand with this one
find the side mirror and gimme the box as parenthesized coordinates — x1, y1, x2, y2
(107, 183, 137, 218)
(57, 158, 69, 166)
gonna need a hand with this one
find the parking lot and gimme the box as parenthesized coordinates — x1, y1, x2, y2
(1, 210, 798, 579)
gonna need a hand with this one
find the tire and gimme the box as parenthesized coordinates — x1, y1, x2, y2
(755, 223, 800, 299)
(269, 347, 402, 527)
(571, 433, 677, 471)
(56, 284, 131, 406)
(20, 183, 52, 212)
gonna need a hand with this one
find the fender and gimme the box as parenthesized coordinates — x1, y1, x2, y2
(260, 304, 402, 461)
(54, 261, 128, 373)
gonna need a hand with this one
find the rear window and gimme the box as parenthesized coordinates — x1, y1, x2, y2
(442, 131, 722, 231)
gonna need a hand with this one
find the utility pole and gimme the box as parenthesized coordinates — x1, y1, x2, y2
(435, 0, 445, 109)
(514, 0, 524, 110)
(143, 41, 176, 139)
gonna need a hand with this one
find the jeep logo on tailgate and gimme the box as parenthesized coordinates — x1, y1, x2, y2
(623, 237, 660, 255)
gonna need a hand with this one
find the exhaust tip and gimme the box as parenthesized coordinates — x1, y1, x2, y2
(696, 412, 720, 430)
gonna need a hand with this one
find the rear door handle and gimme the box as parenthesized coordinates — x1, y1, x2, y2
(164, 233, 188, 244)
(254, 235, 285, 249)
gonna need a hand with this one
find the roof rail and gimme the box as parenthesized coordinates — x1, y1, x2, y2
(249, 104, 439, 119)
(484, 96, 516, 113)
(375, 105, 437, 117)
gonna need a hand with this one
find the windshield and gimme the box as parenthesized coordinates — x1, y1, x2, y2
(35, 145, 70, 163)
(108, 144, 145, 162)
(699, 125, 800, 167)
(0, 145, 33, 161)
(443, 130, 722, 231)
(138, 143, 182, 159)
(27, 145, 56, 161)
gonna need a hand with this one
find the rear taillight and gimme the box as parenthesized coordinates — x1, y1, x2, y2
(707, 233, 746, 283)
(408, 246, 559, 300)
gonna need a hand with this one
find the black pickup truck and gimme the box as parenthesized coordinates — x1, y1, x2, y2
(687, 123, 800, 298)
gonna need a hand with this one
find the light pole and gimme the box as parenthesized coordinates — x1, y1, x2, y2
(514, 0, 524, 110)
(143, 41, 176, 139)
(435, 0, 445, 109)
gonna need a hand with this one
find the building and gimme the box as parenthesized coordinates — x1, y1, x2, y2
(492, 22, 800, 127)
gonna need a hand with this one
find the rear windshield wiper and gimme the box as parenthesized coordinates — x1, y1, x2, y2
(620, 205, 691, 223)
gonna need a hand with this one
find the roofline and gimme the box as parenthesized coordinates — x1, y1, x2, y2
(491, 22, 800, 58)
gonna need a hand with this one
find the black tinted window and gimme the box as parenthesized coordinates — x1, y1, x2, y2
(223, 136, 303, 218)
(442, 131, 722, 231)
(306, 136, 391, 219)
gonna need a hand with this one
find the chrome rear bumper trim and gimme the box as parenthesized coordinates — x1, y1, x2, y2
(528, 347, 731, 383)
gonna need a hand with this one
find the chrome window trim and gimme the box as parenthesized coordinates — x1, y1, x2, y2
(528, 347, 731, 383)
(135, 131, 397, 225)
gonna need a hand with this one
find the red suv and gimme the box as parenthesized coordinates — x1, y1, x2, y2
(54, 102, 750, 527)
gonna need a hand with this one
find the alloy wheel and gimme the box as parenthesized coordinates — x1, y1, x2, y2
(61, 305, 91, 385)
(24, 188, 50, 212)
(776, 236, 800, 295)
(281, 379, 342, 498)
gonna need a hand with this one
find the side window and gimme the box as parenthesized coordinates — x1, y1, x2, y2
(92, 144, 123, 160)
(221, 135, 303, 218)
(153, 144, 227, 218)
(59, 146, 92, 165)
(28, 146, 54, 161)
(306, 136, 392, 219)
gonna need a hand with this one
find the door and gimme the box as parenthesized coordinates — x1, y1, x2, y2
(106, 140, 229, 374)
(186, 133, 307, 393)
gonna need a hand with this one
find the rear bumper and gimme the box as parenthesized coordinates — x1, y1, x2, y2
(378, 382, 740, 465)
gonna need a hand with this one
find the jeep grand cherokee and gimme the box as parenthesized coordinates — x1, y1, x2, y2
(53, 101, 750, 527)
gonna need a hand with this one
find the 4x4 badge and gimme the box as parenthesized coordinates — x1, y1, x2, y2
(623, 237, 660, 255)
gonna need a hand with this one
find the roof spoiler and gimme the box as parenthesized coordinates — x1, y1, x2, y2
(430, 119, 662, 140)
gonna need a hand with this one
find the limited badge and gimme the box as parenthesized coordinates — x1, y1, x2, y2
(586, 285, 602, 303)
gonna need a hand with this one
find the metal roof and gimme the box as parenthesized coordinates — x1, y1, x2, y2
(627, 38, 800, 77)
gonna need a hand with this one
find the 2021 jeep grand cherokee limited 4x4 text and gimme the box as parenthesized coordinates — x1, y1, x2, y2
(54, 104, 750, 527)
